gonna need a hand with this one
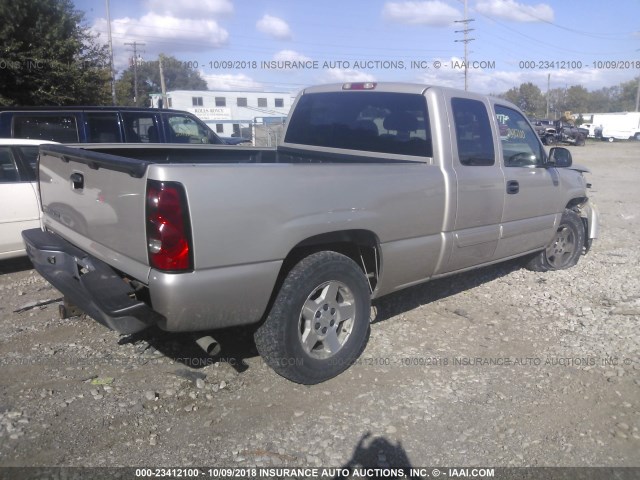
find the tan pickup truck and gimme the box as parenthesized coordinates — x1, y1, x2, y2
(23, 82, 598, 384)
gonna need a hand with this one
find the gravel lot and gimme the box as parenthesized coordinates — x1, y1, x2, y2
(0, 141, 638, 469)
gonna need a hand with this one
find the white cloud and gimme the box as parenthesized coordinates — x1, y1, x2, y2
(92, 13, 229, 70)
(382, 1, 461, 26)
(256, 14, 292, 40)
(320, 69, 377, 84)
(273, 50, 312, 62)
(475, 0, 554, 23)
(201, 72, 264, 91)
(145, 0, 233, 18)
(414, 57, 622, 93)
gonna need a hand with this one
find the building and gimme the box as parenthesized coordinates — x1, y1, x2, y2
(149, 90, 296, 143)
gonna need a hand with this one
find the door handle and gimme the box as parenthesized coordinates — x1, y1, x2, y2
(506, 180, 519, 194)
(70, 172, 84, 190)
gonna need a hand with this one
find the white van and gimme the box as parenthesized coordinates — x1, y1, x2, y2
(592, 112, 640, 142)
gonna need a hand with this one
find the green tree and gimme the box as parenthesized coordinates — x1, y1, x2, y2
(616, 76, 640, 111)
(502, 82, 545, 118)
(115, 54, 208, 106)
(0, 0, 111, 106)
(564, 85, 590, 115)
(587, 87, 616, 113)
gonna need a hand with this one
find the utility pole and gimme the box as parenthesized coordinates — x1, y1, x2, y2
(105, 0, 116, 105)
(636, 50, 640, 112)
(125, 41, 145, 105)
(546, 73, 550, 118)
(454, 0, 475, 91)
(159, 54, 167, 109)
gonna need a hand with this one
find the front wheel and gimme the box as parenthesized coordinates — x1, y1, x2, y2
(254, 251, 371, 384)
(526, 209, 585, 272)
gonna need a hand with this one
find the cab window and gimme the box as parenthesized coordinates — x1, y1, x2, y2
(284, 91, 431, 157)
(164, 113, 215, 144)
(451, 98, 495, 166)
(495, 105, 543, 167)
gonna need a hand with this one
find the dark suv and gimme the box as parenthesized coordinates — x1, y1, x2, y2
(0, 107, 224, 145)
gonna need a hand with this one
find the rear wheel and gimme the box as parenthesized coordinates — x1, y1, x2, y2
(526, 209, 585, 272)
(254, 251, 371, 384)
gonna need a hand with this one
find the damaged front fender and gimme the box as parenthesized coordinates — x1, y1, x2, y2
(579, 200, 599, 253)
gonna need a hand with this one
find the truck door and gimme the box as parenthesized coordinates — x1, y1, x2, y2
(443, 96, 505, 272)
(492, 104, 562, 259)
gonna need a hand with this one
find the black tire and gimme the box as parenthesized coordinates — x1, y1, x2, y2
(576, 134, 585, 146)
(526, 209, 585, 272)
(254, 251, 371, 384)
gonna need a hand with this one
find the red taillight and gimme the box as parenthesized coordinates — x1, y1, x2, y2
(146, 180, 192, 272)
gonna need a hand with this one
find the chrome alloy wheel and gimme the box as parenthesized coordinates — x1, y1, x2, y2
(545, 225, 577, 269)
(298, 280, 356, 359)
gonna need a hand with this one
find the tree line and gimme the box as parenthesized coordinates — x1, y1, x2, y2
(1, 0, 639, 113)
(499, 80, 639, 121)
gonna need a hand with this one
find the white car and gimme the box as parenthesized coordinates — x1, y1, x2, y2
(0, 139, 56, 259)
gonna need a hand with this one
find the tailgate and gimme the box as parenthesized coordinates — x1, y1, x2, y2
(38, 144, 152, 281)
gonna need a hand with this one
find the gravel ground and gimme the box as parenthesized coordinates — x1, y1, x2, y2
(0, 140, 638, 469)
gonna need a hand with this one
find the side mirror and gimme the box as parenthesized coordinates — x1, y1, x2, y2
(548, 147, 572, 168)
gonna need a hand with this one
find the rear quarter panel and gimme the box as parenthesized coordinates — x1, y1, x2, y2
(148, 161, 447, 291)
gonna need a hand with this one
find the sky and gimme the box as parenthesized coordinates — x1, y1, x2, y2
(73, 0, 640, 96)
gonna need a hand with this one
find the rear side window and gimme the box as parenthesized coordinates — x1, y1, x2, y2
(284, 92, 432, 157)
(0, 147, 20, 183)
(12, 115, 79, 142)
(86, 112, 122, 143)
(16, 146, 39, 180)
(451, 98, 495, 166)
(121, 113, 158, 143)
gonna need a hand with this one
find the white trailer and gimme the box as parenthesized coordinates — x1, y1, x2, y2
(592, 112, 640, 142)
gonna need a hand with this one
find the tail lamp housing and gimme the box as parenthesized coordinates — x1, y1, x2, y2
(146, 180, 193, 272)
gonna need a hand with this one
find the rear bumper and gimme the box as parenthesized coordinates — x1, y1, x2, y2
(22, 228, 162, 334)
